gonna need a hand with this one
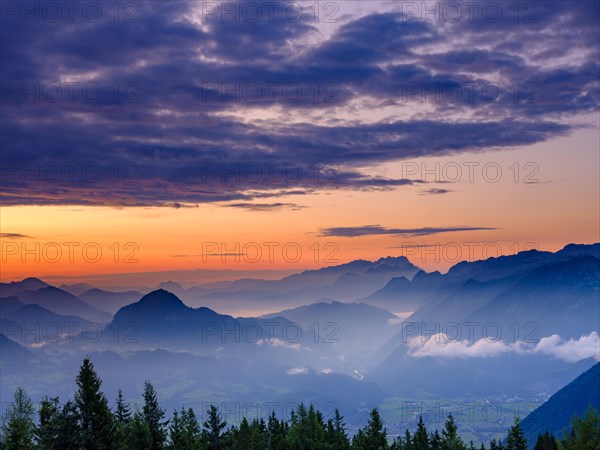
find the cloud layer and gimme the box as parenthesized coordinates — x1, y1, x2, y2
(1, 1, 598, 206)
(407, 331, 600, 363)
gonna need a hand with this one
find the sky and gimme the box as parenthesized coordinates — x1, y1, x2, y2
(1, 0, 599, 283)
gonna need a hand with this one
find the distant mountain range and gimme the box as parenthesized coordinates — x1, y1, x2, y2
(0, 277, 49, 296)
(5, 243, 596, 323)
(1, 282, 111, 322)
(102, 289, 340, 369)
(0, 296, 25, 315)
(0, 332, 31, 361)
(175, 255, 421, 313)
(371, 243, 599, 363)
(362, 270, 445, 313)
(1, 303, 92, 345)
(78, 288, 143, 314)
(265, 301, 401, 365)
(463, 255, 599, 337)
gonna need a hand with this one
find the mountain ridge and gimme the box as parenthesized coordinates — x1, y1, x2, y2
(520, 362, 600, 448)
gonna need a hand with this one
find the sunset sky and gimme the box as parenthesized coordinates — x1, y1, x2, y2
(1, 1, 598, 284)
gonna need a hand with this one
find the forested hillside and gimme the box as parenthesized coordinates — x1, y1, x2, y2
(1, 359, 598, 450)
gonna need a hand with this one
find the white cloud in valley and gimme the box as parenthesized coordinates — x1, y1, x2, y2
(534, 332, 600, 363)
(407, 332, 600, 363)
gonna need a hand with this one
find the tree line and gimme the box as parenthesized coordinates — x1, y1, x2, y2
(1, 359, 598, 450)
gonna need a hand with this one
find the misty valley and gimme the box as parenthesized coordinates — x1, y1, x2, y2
(1, 244, 599, 447)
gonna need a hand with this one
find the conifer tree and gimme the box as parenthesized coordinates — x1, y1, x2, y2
(114, 389, 131, 447)
(55, 401, 81, 450)
(351, 429, 366, 449)
(506, 418, 527, 450)
(363, 408, 389, 450)
(489, 438, 504, 450)
(267, 411, 288, 450)
(1, 387, 35, 450)
(413, 416, 429, 450)
(170, 409, 185, 449)
(125, 411, 153, 450)
(326, 409, 350, 450)
(36, 397, 60, 449)
(533, 432, 557, 450)
(183, 408, 202, 449)
(115, 389, 132, 424)
(75, 358, 115, 450)
(430, 430, 442, 450)
(441, 414, 466, 450)
(233, 417, 252, 450)
(307, 404, 326, 447)
(287, 403, 310, 449)
(249, 418, 268, 450)
(404, 429, 413, 450)
(202, 404, 227, 450)
(36, 397, 80, 450)
(558, 406, 600, 450)
(142, 381, 168, 450)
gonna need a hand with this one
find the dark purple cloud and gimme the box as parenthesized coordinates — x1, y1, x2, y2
(222, 202, 305, 211)
(0, 233, 32, 239)
(0, 1, 597, 206)
(319, 225, 497, 238)
(419, 188, 452, 195)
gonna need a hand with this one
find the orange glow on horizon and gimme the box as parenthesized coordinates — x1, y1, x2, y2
(1, 128, 598, 285)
